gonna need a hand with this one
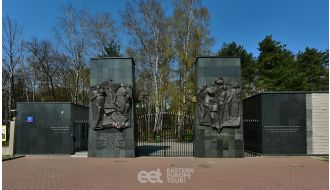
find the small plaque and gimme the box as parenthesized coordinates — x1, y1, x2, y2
(26, 116, 34, 123)
(2, 125, 6, 142)
(96, 132, 125, 150)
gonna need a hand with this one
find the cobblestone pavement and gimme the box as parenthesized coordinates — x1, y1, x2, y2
(3, 156, 328, 190)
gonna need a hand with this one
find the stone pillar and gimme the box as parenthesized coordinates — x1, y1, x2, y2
(88, 58, 136, 157)
(9, 121, 15, 156)
(194, 57, 244, 158)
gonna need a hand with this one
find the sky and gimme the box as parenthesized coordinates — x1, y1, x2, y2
(3, 0, 329, 57)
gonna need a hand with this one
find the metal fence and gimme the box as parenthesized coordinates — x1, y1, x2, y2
(73, 121, 89, 152)
(136, 112, 194, 157)
(244, 151, 262, 157)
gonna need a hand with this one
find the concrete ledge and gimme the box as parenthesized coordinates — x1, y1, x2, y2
(2, 155, 25, 161)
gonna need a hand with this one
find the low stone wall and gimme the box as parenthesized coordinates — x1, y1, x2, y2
(244, 92, 328, 155)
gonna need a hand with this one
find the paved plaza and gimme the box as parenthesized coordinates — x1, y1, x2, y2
(2, 156, 328, 190)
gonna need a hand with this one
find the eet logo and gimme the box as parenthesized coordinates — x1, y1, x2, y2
(137, 169, 163, 183)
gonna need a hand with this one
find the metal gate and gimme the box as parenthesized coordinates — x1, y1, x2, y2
(73, 121, 89, 152)
(136, 112, 194, 157)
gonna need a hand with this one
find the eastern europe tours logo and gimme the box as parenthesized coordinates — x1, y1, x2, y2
(167, 168, 194, 183)
(137, 168, 194, 184)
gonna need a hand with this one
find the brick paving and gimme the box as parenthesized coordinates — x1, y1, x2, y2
(2, 156, 328, 190)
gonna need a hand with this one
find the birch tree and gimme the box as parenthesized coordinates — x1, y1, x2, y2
(54, 4, 92, 104)
(173, 0, 213, 115)
(55, 4, 118, 105)
(90, 13, 118, 56)
(122, 0, 174, 132)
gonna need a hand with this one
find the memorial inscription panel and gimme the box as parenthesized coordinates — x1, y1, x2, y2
(96, 132, 125, 150)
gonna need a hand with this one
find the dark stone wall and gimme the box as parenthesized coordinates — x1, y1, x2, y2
(88, 58, 136, 157)
(261, 93, 307, 154)
(243, 93, 307, 155)
(15, 103, 88, 154)
(194, 57, 244, 158)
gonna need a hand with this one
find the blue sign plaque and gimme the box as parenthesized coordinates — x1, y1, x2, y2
(26, 116, 34, 123)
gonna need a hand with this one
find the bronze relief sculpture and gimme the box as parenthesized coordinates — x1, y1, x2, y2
(197, 76, 241, 132)
(90, 80, 132, 130)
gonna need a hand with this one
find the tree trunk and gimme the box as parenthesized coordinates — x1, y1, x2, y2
(49, 77, 56, 101)
(74, 70, 79, 104)
(153, 55, 160, 133)
(9, 71, 15, 120)
(24, 77, 29, 101)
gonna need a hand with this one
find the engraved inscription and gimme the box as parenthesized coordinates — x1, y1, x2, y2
(50, 126, 69, 134)
(96, 132, 126, 150)
(264, 126, 302, 133)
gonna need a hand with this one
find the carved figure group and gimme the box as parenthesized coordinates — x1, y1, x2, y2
(90, 80, 132, 130)
(197, 76, 241, 132)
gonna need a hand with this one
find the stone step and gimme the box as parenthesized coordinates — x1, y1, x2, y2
(71, 151, 88, 158)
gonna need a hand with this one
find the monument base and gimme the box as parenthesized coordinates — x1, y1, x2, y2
(194, 127, 244, 158)
(88, 127, 135, 157)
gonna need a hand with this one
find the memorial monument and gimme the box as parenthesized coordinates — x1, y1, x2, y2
(194, 57, 244, 158)
(88, 58, 136, 157)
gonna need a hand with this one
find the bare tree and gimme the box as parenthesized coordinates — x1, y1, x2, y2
(16, 54, 31, 102)
(54, 4, 92, 104)
(2, 15, 24, 120)
(54, 4, 118, 105)
(26, 38, 61, 101)
(90, 12, 118, 56)
(2, 69, 11, 122)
